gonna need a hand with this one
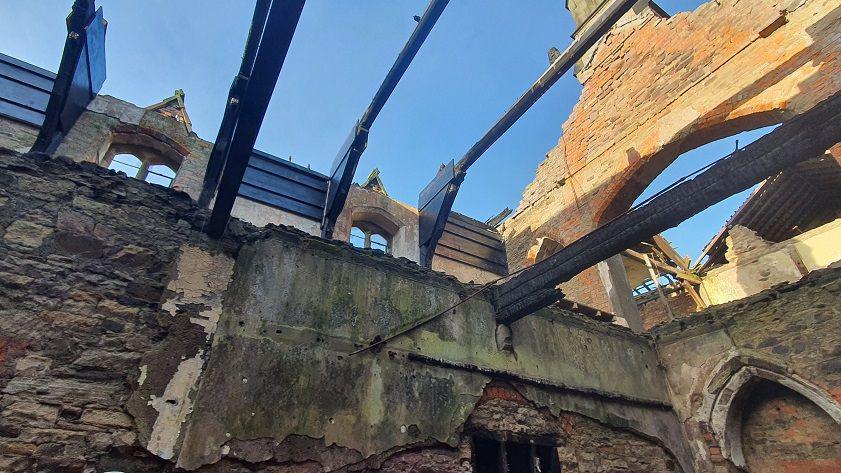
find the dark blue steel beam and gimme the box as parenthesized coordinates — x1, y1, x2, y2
(205, 0, 306, 238)
(417, 0, 638, 266)
(321, 0, 450, 239)
(198, 0, 272, 208)
(31, 0, 107, 154)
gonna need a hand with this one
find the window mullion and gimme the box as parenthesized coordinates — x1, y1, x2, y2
(499, 440, 508, 473)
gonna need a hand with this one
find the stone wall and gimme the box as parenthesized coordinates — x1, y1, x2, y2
(0, 148, 231, 471)
(0, 148, 692, 472)
(0, 117, 38, 152)
(54, 95, 213, 201)
(653, 267, 841, 472)
(502, 0, 841, 312)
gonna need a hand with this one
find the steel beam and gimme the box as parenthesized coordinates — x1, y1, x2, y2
(31, 0, 106, 154)
(321, 0, 450, 239)
(198, 0, 272, 208)
(417, 0, 638, 265)
(205, 0, 306, 238)
(492, 90, 841, 323)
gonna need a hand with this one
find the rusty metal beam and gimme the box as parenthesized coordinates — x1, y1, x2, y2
(492, 90, 841, 323)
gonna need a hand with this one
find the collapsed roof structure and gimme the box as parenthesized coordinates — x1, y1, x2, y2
(0, 0, 840, 471)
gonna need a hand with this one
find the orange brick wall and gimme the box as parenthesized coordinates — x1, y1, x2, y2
(502, 0, 841, 312)
(741, 380, 841, 473)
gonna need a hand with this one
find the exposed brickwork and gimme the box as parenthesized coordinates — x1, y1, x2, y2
(502, 0, 841, 312)
(467, 383, 681, 472)
(638, 290, 699, 330)
(741, 380, 841, 473)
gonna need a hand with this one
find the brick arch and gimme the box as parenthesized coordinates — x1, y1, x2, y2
(501, 0, 841, 311)
(593, 108, 787, 226)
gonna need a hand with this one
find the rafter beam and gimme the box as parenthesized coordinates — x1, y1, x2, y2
(321, 0, 450, 239)
(205, 0, 306, 238)
(622, 249, 701, 284)
(418, 0, 639, 266)
(492, 90, 841, 323)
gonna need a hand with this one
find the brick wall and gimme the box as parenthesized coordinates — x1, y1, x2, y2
(502, 0, 841, 312)
(637, 290, 699, 330)
(741, 379, 841, 473)
(467, 383, 680, 472)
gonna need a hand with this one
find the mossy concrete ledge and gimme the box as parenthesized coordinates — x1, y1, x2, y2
(175, 231, 689, 470)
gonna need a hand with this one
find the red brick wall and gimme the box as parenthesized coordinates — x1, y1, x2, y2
(741, 380, 841, 473)
(638, 290, 699, 330)
(502, 0, 841, 312)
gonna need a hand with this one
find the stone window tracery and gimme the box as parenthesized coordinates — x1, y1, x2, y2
(107, 153, 177, 188)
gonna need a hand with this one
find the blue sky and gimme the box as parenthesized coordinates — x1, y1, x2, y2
(1, 0, 765, 260)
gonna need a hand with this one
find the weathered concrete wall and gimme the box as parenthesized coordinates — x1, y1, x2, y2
(503, 0, 841, 312)
(175, 224, 689, 470)
(701, 219, 841, 305)
(653, 267, 841, 472)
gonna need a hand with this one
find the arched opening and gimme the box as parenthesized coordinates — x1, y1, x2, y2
(595, 124, 791, 326)
(107, 153, 144, 178)
(347, 208, 404, 256)
(145, 164, 176, 187)
(630, 126, 777, 267)
(107, 153, 177, 188)
(100, 131, 186, 189)
(705, 363, 841, 470)
(349, 225, 392, 254)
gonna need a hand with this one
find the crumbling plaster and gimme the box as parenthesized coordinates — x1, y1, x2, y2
(169, 227, 686, 470)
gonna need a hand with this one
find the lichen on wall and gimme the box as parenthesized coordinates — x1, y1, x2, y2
(172, 230, 677, 470)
